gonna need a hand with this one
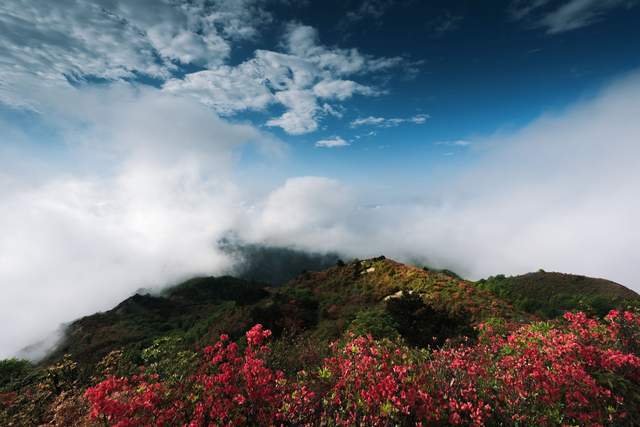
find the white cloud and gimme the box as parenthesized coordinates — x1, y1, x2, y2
(351, 116, 386, 126)
(246, 177, 355, 246)
(510, 0, 637, 34)
(410, 114, 429, 124)
(312, 79, 379, 100)
(0, 2, 406, 136)
(241, 71, 640, 292)
(0, 83, 278, 359)
(206, 0, 274, 41)
(426, 12, 463, 37)
(509, 0, 553, 21)
(0, 0, 274, 108)
(267, 89, 320, 134)
(436, 139, 471, 147)
(322, 103, 345, 118)
(284, 24, 402, 75)
(315, 136, 349, 148)
(350, 113, 429, 128)
(165, 23, 403, 134)
(163, 66, 274, 115)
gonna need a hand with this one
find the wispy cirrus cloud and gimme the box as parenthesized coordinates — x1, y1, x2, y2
(509, 0, 638, 34)
(350, 114, 429, 128)
(436, 139, 472, 147)
(426, 12, 464, 37)
(345, 0, 396, 22)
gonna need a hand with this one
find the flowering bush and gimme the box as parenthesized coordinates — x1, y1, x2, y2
(85, 324, 288, 426)
(82, 311, 640, 426)
(311, 335, 424, 425)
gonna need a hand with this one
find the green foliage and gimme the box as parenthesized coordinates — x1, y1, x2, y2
(45, 276, 271, 367)
(478, 317, 510, 344)
(423, 265, 463, 280)
(141, 336, 197, 381)
(95, 349, 137, 380)
(44, 354, 79, 394)
(347, 307, 399, 340)
(477, 271, 640, 319)
(6, 257, 640, 425)
(0, 358, 32, 390)
(386, 292, 477, 347)
(42, 257, 525, 378)
(268, 333, 329, 376)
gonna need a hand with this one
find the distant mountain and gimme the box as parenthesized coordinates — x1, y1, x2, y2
(219, 239, 342, 285)
(476, 271, 639, 318)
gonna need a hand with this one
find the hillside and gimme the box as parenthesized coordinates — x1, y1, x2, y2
(476, 271, 640, 318)
(45, 257, 523, 369)
(44, 276, 270, 367)
(3, 257, 640, 426)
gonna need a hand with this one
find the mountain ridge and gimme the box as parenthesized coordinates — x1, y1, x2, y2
(40, 256, 639, 369)
(3, 256, 640, 426)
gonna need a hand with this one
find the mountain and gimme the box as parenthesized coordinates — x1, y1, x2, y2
(476, 271, 640, 318)
(3, 257, 640, 426)
(45, 257, 523, 368)
(44, 276, 270, 367)
(44, 258, 640, 369)
(218, 239, 342, 285)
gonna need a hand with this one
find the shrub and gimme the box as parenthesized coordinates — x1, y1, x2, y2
(0, 358, 32, 390)
(347, 307, 399, 340)
(82, 311, 640, 426)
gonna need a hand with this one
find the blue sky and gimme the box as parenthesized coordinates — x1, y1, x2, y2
(240, 0, 640, 181)
(3, 0, 639, 183)
(1, 0, 640, 357)
(290, 0, 640, 182)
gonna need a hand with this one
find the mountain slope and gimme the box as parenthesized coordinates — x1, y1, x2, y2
(5, 258, 640, 426)
(45, 276, 270, 366)
(476, 271, 640, 318)
(46, 257, 524, 368)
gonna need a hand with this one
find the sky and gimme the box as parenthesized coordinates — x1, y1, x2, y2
(1, 0, 639, 358)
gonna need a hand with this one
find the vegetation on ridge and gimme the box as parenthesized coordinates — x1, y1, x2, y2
(2, 257, 640, 425)
(477, 271, 640, 318)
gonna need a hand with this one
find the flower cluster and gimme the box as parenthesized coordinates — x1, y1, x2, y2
(85, 325, 288, 426)
(84, 311, 640, 426)
(310, 335, 423, 425)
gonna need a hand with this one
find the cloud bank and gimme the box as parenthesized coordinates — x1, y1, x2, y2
(0, 83, 266, 358)
(241, 71, 640, 291)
